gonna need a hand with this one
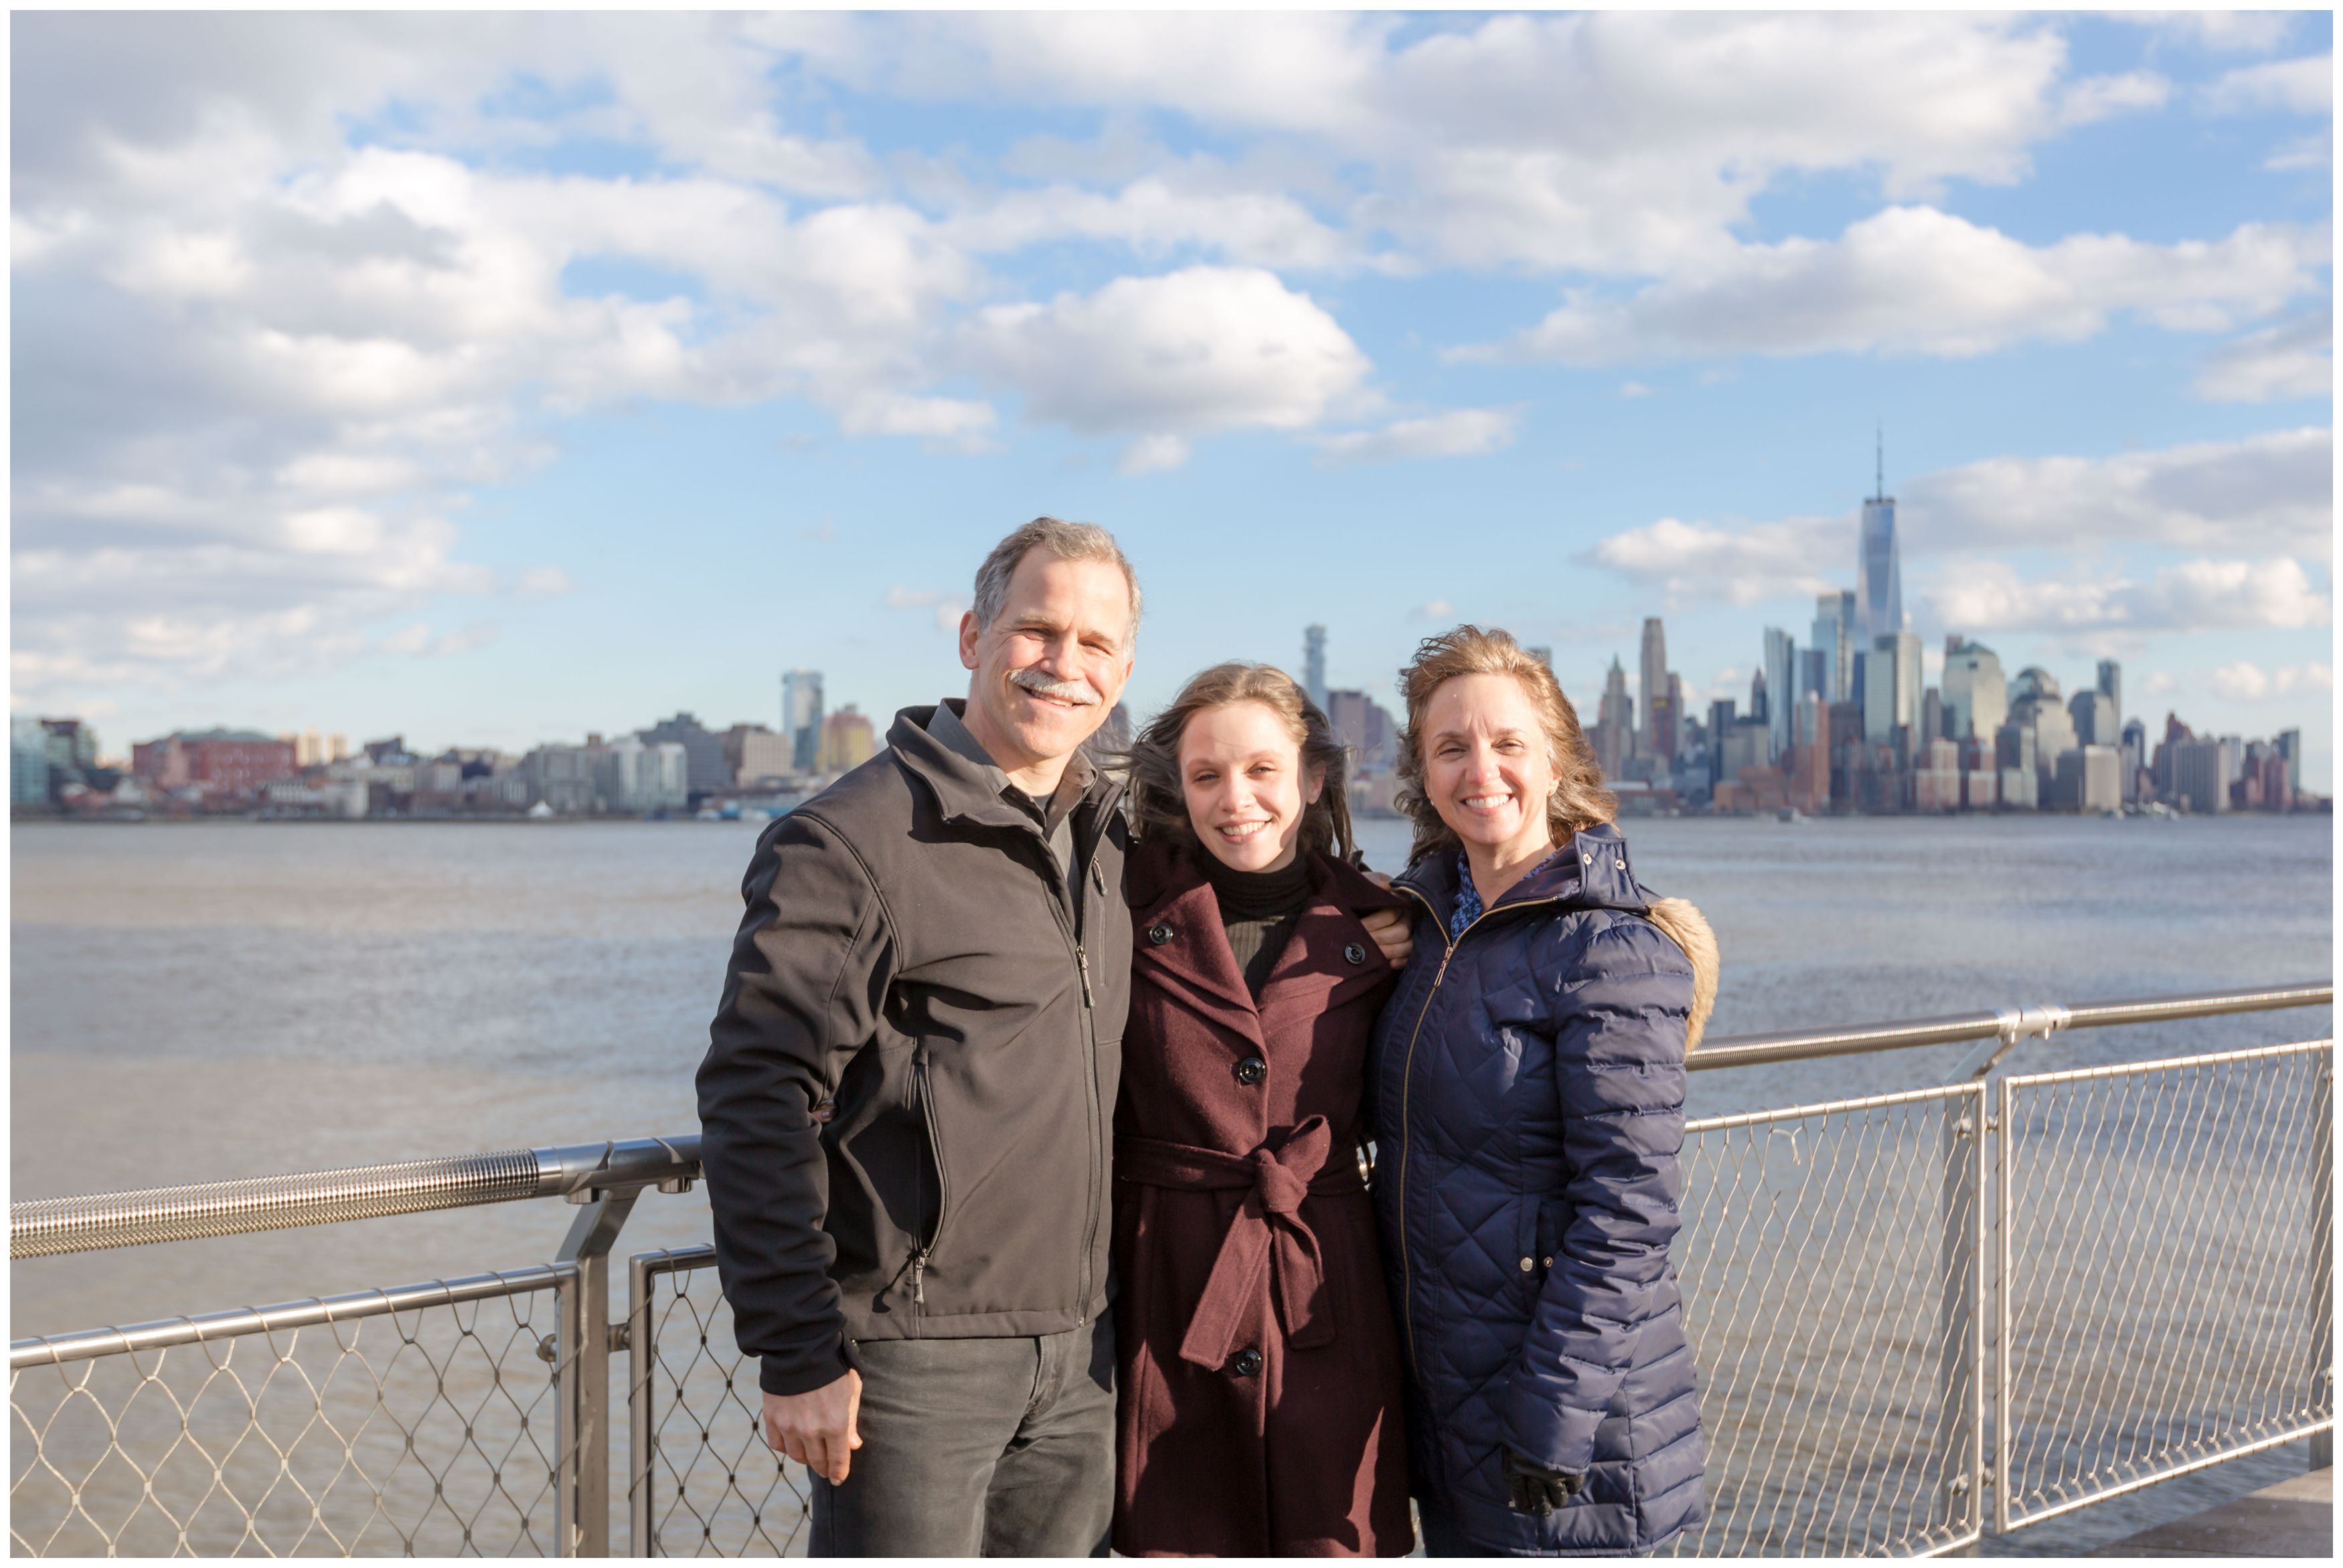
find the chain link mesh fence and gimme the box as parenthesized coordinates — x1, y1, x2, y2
(11, 1037, 2328, 1559)
(9, 1269, 575, 1557)
(1996, 1039, 2334, 1532)
(628, 1247, 809, 1557)
(1663, 1084, 1985, 1557)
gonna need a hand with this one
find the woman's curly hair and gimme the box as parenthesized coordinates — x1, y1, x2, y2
(1394, 624, 1615, 863)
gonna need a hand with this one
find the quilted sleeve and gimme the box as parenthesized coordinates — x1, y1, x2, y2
(1500, 915, 1693, 1474)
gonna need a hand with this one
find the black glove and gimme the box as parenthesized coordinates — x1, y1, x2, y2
(1502, 1448, 1585, 1515)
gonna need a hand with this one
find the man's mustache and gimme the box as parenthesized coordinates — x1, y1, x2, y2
(1009, 668, 1101, 706)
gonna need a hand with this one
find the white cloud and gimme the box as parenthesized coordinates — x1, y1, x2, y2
(1118, 434, 1192, 475)
(2195, 310, 2332, 402)
(1467, 208, 2326, 364)
(2265, 130, 2333, 171)
(1583, 513, 1847, 604)
(378, 620, 496, 659)
(2210, 660, 2333, 703)
(2201, 54, 2334, 116)
(775, 12, 2172, 276)
(1926, 557, 2330, 634)
(514, 566, 574, 601)
(962, 266, 1372, 438)
(2058, 71, 2173, 127)
(837, 391, 999, 451)
(2142, 670, 2177, 696)
(1619, 381, 1655, 400)
(2116, 11, 2297, 54)
(883, 586, 970, 631)
(1901, 427, 2332, 560)
(1313, 409, 1515, 466)
(1411, 599, 1455, 620)
(941, 176, 1370, 272)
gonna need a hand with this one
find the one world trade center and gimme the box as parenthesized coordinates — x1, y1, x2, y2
(1856, 430, 1903, 642)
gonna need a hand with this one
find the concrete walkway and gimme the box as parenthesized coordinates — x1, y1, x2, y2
(2087, 1468, 2332, 1557)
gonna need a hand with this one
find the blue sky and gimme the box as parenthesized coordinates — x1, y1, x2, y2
(10, 11, 2334, 784)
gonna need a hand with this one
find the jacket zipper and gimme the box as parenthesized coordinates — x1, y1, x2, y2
(1387, 881, 1564, 1385)
(912, 1049, 951, 1322)
(1031, 808, 1108, 1328)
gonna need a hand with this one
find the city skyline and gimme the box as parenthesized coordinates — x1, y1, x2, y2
(11, 13, 2332, 788)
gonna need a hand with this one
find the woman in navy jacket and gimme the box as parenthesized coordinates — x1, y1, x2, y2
(1369, 626, 1718, 1556)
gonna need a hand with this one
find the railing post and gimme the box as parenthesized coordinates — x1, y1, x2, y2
(628, 1251, 656, 1557)
(1994, 1074, 2016, 1535)
(556, 1190, 639, 1556)
(2311, 1056, 2333, 1472)
(1939, 1087, 1984, 1551)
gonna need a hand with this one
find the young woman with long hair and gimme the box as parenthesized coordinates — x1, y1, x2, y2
(1110, 662, 1415, 1557)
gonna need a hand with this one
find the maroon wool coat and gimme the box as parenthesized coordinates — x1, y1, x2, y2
(1112, 839, 1415, 1558)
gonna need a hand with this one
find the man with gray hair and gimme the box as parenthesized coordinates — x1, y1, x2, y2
(698, 518, 1141, 1555)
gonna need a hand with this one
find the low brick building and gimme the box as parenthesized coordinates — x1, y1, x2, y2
(132, 729, 297, 796)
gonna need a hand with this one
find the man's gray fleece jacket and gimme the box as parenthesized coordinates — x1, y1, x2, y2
(696, 701, 1131, 1397)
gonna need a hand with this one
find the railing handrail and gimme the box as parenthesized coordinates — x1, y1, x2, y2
(8, 1135, 700, 1259)
(1687, 980, 2330, 1071)
(9, 982, 2328, 1259)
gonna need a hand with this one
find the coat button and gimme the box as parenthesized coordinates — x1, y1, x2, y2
(1519, 1257, 1534, 1272)
(1234, 1056, 1267, 1086)
(1147, 922, 1174, 946)
(1344, 942, 1366, 966)
(1230, 1347, 1263, 1377)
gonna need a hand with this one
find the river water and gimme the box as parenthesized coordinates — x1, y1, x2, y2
(9, 813, 2333, 1553)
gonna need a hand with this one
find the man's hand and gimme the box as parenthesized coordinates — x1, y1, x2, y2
(1360, 904, 1413, 968)
(762, 1371, 864, 1484)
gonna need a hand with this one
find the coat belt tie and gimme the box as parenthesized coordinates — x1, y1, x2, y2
(1115, 1115, 1361, 1369)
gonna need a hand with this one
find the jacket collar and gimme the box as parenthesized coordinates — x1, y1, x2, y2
(889, 700, 1123, 836)
(1392, 820, 1646, 919)
(1129, 839, 1408, 1047)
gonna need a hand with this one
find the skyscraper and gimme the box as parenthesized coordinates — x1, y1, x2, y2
(781, 669, 824, 773)
(1763, 628, 1796, 762)
(1303, 625, 1327, 713)
(2095, 660, 2121, 734)
(1941, 639, 2008, 741)
(2069, 689, 2116, 746)
(1855, 430, 1903, 643)
(1811, 591, 1854, 703)
(1596, 657, 1633, 778)
(1864, 632, 1921, 745)
(1639, 617, 1675, 760)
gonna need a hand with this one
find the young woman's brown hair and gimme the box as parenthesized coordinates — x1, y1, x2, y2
(1123, 662, 1357, 861)
(1393, 624, 1615, 863)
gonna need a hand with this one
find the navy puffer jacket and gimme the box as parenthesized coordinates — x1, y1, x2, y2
(1369, 824, 1713, 1555)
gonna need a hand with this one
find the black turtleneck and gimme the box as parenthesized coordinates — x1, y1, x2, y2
(1198, 847, 1317, 999)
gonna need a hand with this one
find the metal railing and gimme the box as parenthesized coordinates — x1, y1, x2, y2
(1996, 1039, 2335, 1531)
(627, 1248, 806, 1557)
(1666, 1084, 1985, 1557)
(9, 1269, 576, 1557)
(10, 982, 2332, 1558)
